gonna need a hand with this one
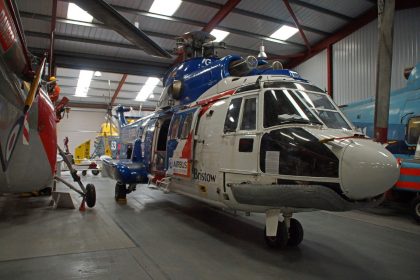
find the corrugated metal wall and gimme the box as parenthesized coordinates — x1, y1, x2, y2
(293, 49, 327, 91)
(334, 7, 420, 105)
(294, 8, 420, 106)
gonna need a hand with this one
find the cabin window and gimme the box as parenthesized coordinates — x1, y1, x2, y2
(407, 116, 420, 145)
(224, 98, 242, 133)
(240, 98, 257, 130)
(170, 115, 181, 139)
(180, 113, 193, 139)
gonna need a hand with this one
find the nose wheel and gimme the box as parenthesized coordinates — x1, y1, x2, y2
(264, 211, 304, 249)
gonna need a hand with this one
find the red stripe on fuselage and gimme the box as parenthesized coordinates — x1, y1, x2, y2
(37, 91, 57, 173)
(181, 132, 193, 159)
(195, 89, 236, 106)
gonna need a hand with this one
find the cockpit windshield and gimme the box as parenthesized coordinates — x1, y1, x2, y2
(263, 89, 351, 130)
(293, 90, 351, 129)
(264, 90, 322, 127)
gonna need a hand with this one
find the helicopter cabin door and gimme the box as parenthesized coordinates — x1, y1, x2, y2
(167, 107, 200, 186)
(221, 93, 259, 172)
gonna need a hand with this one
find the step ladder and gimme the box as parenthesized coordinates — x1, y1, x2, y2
(147, 174, 171, 193)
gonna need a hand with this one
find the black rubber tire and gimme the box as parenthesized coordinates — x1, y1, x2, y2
(82, 170, 87, 176)
(85, 184, 96, 208)
(39, 187, 52, 196)
(410, 196, 420, 223)
(287, 218, 304, 247)
(264, 221, 288, 249)
(115, 182, 126, 201)
(91, 169, 100, 176)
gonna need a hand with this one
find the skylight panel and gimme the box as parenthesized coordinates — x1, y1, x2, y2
(210, 29, 229, 42)
(75, 70, 94, 97)
(270, 25, 298, 41)
(149, 0, 182, 16)
(67, 3, 93, 23)
(136, 77, 160, 102)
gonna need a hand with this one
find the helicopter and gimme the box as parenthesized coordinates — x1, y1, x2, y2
(0, 0, 171, 208)
(102, 29, 401, 248)
(342, 63, 420, 222)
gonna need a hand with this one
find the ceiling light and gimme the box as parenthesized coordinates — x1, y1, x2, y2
(270, 25, 298, 41)
(210, 29, 229, 42)
(75, 70, 94, 97)
(67, 3, 93, 23)
(149, 0, 182, 16)
(94, 71, 102, 77)
(136, 77, 160, 102)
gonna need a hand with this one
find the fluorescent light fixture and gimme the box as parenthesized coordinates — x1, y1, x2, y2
(210, 29, 229, 42)
(75, 70, 94, 97)
(93, 71, 102, 77)
(67, 3, 93, 22)
(136, 77, 160, 101)
(149, 0, 182, 16)
(270, 25, 298, 41)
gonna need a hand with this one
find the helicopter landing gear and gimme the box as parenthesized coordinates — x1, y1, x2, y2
(264, 210, 303, 249)
(115, 182, 126, 201)
(85, 184, 96, 208)
(115, 183, 136, 201)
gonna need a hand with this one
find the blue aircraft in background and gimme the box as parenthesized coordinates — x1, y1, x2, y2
(342, 63, 420, 222)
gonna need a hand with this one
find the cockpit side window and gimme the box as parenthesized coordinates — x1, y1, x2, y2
(180, 113, 193, 139)
(169, 115, 181, 139)
(240, 98, 257, 130)
(224, 98, 242, 133)
(407, 116, 420, 145)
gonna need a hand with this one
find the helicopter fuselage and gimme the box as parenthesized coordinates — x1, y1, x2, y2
(107, 69, 400, 214)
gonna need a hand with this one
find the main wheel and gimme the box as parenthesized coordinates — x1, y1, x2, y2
(115, 182, 126, 201)
(82, 170, 87, 176)
(91, 169, 100, 176)
(287, 218, 304, 247)
(85, 184, 96, 208)
(264, 221, 288, 249)
(410, 196, 420, 223)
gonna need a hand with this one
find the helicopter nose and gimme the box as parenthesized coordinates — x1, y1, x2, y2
(340, 139, 399, 200)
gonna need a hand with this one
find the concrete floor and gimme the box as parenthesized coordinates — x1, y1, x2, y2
(0, 173, 419, 280)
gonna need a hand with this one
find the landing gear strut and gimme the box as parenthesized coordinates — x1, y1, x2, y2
(264, 211, 303, 249)
(114, 183, 137, 201)
(56, 145, 96, 208)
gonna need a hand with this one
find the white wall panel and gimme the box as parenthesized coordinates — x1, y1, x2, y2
(294, 49, 327, 91)
(333, 8, 420, 105)
(57, 110, 106, 154)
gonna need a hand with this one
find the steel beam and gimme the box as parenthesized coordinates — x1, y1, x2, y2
(202, 0, 241, 32)
(111, 74, 128, 106)
(283, 0, 311, 51)
(68, 101, 155, 111)
(29, 48, 171, 77)
(286, 0, 420, 68)
(21, 13, 300, 57)
(58, 0, 309, 46)
(181, 0, 330, 36)
(49, 0, 57, 77)
(327, 44, 333, 97)
(288, 0, 353, 21)
(374, 0, 395, 143)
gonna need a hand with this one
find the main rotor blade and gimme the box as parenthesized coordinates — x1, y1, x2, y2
(72, 0, 172, 58)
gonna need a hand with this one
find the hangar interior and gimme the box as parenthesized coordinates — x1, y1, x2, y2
(0, 0, 420, 279)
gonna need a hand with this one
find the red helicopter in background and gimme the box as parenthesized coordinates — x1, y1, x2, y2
(0, 0, 171, 207)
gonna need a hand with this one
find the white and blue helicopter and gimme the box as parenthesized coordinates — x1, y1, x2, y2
(102, 30, 400, 248)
